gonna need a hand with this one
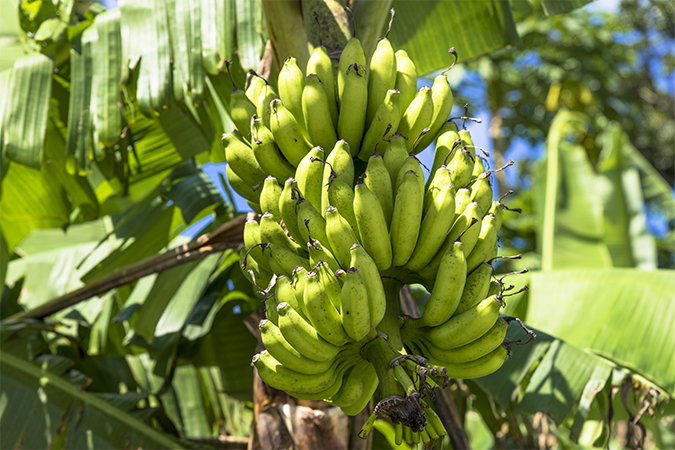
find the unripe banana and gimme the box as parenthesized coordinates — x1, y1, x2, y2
(263, 243, 311, 277)
(285, 367, 348, 401)
(416, 241, 466, 327)
(327, 363, 364, 407)
(240, 246, 273, 290)
(304, 271, 350, 346)
(256, 83, 278, 129)
(486, 279, 503, 298)
(321, 140, 355, 215)
(427, 121, 461, 188)
(487, 200, 505, 232)
(338, 38, 366, 104)
(454, 260, 494, 316)
(390, 170, 424, 267)
(315, 260, 342, 309)
(295, 146, 325, 210)
(382, 133, 409, 183)
(415, 74, 454, 151)
(366, 38, 397, 126)
(307, 46, 338, 128)
(308, 240, 341, 275)
(259, 319, 332, 374)
(340, 361, 378, 416)
(472, 154, 487, 178)
(252, 349, 343, 394)
(296, 198, 328, 244)
(349, 244, 386, 329)
(353, 180, 393, 271)
(359, 89, 401, 161)
(429, 344, 508, 379)
(423, 166, 453, 216)
(270, 98, 313, 166)
(245, 71, 267, 103)
(334, 268, 346, 285)
(337, 63, 368, 156)
(340, 267, 372, 342)
(394, 49, 417, 113)
(326, 172, 358, 232)
(225, 164, 261, 204)
(230, 90, 257, 141)
(446, 202, 484, 256)
(447, 143, 475, 189)
(250, 116, 296, 182)
(466, 214, 498, 273)
(325, 206, 360, 269)
(244, 219, 272, 273)
(278, 178, 305, 245)
(394, 155, 425, 193)
(278, 57, 306, 131)
(469, 172, 494, 216)
(260, 212, 305, 255)
(290, 266, 309, 317)
(453, 188, 472, 221)
(246, 200, 262, 215)
(302, 74, 338, 152)
(276, 301, 341, 362)
(222, 131, 266, 186)
(397, 87, 433, 153)
(406, 184, 456, 272)
(274, 274, 305, 321)
(427, 295, 503, 349)
(363, 153, 394, 225)
(259, 176, 283, 221)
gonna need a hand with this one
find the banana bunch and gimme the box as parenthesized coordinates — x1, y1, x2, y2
(227, 23, 532, 447)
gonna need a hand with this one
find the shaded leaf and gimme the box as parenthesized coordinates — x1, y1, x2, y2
(540, 0, 594, 16)
(236, 0, 263, 71)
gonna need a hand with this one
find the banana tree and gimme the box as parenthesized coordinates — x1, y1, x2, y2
(5, 0, 674, 449)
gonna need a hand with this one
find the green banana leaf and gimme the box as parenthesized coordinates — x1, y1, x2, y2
(0, 351, 183, 449)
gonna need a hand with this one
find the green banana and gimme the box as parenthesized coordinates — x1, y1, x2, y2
(278, 178, 305, 245)
(222, 131, 266, 186)
(453, 188, 472, 222)
(256, 83, 278, 129)
(295, 146, 325, 210)
(487, 200, 505, 232)
(230, 88, 257, 141)
(260, 319, 333, 374)
(420, 317, 509, 364)
(366, 37, 397, 126)
(363, 153, 394, 225)
(394, 155, 425, 192)
(390, 170, 424, 267)
(337, 63, 368, 156)
(454, 259, 494, 315)
(302, 74, 338, 152)
(260, 212, 305, 255)
(325, 206, 360, 270)
(290, 266, 309, 317)
(225, 164, 261, 204)
(427, 295, 504, 349)
(429, 344, 508, 379)
(278, 56, 306, 131)
(315, 260, 343, 309)
(276, 301, 341, 362)
(252, 349, 344, 394)
(308, 240, 341, 275)
(274, 274, 305, 321)
(326, 171, 358, 232)
(338, 38, 366, 105)
(417, 241, 466, 327)
(406, 183, 456, 272)
(466, 213, 499, 274)
(340, 362, 378, 416)
(359, 89, 401, 160)
(349, 244, 386, 329)
(259, 176, 283, 220)
(394, 49, 417, 113)
(447, 140, 475, 189)
(245, 71, 267, 102)
(353, 180, 393, 271)
(427, 121, 460, 188)
(304, 270, 350, 346)
(270, 98, 313, 166)
(327, 363, 364, 407)
(296, 198, 328, 245)
(397, 87, 433, 153)
(423, 165, 453, 216)
(250, 115, 296, 182)
(340, 267, 372, 342)
(244, 219, 272, 273)
(263, 243, 311, 277)
(415, 72, 454, 152)
(446, 202, 484, 256)
(240, 246, 273, 291)
(469, 172, 494, 216)
(321, 140, 355, 215)
(306, 45, 338, 128)
(382, 133, 409, 183)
